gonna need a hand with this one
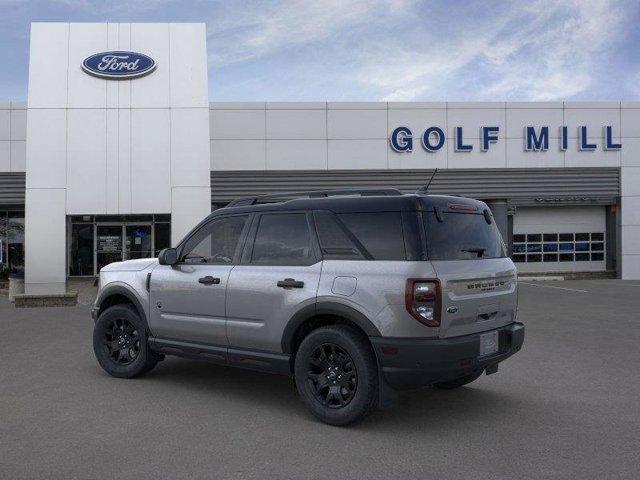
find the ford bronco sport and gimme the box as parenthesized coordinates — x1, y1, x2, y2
(92, 189, 524, 425)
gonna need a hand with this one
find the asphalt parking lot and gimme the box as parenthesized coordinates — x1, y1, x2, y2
(1, 280, 639, 480)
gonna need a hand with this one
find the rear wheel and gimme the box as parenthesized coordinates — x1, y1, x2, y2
(93, 304, 159, 378)
(294, 325, 378, 426)
(434, 370, 483, 390)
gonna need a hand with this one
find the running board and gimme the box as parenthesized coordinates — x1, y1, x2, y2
(148, 337, 292, 375)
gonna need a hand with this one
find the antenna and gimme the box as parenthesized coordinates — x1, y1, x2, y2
(417, 168, 438, 194)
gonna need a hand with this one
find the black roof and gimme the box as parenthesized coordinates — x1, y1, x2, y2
(207, 190, 489, 218)
(172, 190, 492, 250)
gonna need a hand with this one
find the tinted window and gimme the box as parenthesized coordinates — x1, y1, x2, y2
(182, 216, 248, 264)
(251, 214, 314, 265)
(314, 211, 365, 260)
(337, 212, 406, 260)
(402, 211, 426, 261)
(425, 212, 506, 260)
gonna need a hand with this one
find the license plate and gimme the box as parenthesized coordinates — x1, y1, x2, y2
(479, 331, 499, 357)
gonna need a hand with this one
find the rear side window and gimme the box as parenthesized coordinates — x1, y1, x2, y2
(313, 211, 365, 260)
(425, 212, 506, 260)
(337, 212, 406, 260)
(251, 213, 315, 265)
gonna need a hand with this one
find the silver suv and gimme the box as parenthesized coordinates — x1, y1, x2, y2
(92, 189, 524, 425)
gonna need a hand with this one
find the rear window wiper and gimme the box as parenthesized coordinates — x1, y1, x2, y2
(433, 206, 443, 222)
(483, 209, 492, 224)
(461, 247, 487, 258)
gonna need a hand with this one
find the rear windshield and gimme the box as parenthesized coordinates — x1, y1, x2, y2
(424, 211, 506, 260)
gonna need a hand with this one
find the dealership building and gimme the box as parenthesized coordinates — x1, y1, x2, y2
(1, 22, 640, 295)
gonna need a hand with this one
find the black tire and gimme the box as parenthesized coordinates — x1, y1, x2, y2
(294, 325, 378, 426)
(434, 370, 483, 390)
(93, 304, 159, 378)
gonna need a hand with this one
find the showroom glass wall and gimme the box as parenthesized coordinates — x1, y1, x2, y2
(0, 210, 25, 277)
(67, 215, 171, 277)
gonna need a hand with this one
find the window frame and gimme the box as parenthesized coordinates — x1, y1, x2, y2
(240, 211, 322, 267)
(176, 213, 252, 266)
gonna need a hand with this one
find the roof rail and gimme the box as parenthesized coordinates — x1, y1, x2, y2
(227, 188, 404, 207)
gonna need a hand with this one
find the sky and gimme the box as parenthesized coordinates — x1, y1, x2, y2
(1, 0, 639, 102)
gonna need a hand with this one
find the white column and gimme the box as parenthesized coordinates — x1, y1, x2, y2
(620, 166, 640, 279)
(620, 104, 640, 279)
(24, 22, 211, 293)
(25, 189, 66, 294)
(168, 23, 211, 245)
(24, 24, 69, 294)
(171, 187, 211, 245)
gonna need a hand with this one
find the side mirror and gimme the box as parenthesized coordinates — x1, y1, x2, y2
(158, 248, 178, 266)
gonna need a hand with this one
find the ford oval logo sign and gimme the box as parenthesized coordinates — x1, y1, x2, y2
(82, 51, 156, 80)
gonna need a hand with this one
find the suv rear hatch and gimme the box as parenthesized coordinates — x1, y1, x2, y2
(422, 202, 517, 338)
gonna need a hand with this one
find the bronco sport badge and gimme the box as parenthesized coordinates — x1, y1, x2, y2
(466, 279, 507, 291)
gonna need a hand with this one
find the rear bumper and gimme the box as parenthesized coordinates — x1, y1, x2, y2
(371, 322, 524, 390)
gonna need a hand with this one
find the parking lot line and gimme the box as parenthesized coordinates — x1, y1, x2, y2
(519, 282, 589, 293)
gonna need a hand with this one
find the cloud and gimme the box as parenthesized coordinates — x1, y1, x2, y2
(0, 0, 636, 101)
(479, 0, 625, 100)
(207, 0, 413, 66)
(22, 0, 175, 12)
(357, 0, 629, 101)
(206, 0, 633, 101)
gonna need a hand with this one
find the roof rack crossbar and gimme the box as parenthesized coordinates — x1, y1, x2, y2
(227, 188, 403, 207)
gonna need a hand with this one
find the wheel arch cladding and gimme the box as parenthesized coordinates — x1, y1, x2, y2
(282, 302, 382, 355)
(96, 286, 147, 328)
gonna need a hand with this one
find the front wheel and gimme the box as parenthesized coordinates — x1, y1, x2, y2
(294, 325, 378, 426)
(93, 304, 159, 378)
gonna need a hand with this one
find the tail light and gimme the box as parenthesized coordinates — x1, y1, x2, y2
(405, 279, 441, 327)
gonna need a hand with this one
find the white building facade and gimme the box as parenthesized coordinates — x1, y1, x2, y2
(0, 22, 639, 294)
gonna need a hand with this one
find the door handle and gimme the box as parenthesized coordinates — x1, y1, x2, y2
(277, 278, 304, 289)
(198, 276, 221, 285)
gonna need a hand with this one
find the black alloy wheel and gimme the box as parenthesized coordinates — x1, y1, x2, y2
(306, 343, 358, 408)
(102, 318, 141, 365)
(295, 324, 379, 426)
(93, 304, 159, 378)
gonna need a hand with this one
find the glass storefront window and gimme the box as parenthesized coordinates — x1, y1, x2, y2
(125, 225, 152, 260)
(154, 223, 171, 256)
(7, 212, 25, 275)
(96, 225, 123, 272)
(122, 215, 152, 223)
(68, 215, 171, 276)
(70, 215, 94, 223)
(69, 224, 94, 276)
(0, 213, 7, 279)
